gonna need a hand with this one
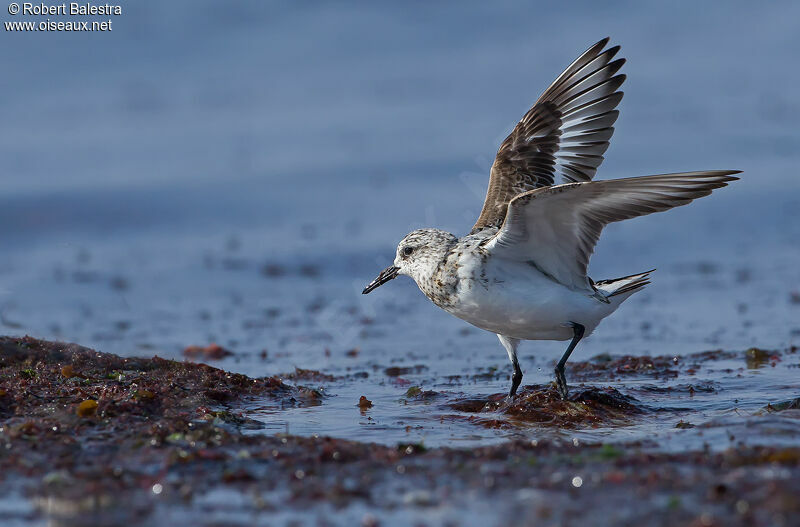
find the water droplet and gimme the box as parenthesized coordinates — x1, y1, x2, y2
(152, 483, 163, 495)
(294, 470, 305, 479)
(571, 476, 583, 488)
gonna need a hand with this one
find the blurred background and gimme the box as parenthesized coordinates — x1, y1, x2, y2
(1, 1, 799, 377)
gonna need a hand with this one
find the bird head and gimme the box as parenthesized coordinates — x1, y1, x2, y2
(362, 228, 457, 294)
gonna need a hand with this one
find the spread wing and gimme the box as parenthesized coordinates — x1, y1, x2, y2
(472, 38, 625, 233)
(484, 171, 740, 292)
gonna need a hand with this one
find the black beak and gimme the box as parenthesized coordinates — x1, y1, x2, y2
(362, 266, 399, 294)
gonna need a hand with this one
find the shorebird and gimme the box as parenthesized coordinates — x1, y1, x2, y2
(362, 38, 738, 399)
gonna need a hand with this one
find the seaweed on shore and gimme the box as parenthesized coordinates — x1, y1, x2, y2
(1, 337, 800, 527)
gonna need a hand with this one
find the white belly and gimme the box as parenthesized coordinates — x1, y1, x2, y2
(441, 257, 618, 341)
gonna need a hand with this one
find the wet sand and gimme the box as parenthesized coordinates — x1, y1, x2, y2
(2, 336, 799, 526)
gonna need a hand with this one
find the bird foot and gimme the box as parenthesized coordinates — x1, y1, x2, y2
(554, 368, 569, 400)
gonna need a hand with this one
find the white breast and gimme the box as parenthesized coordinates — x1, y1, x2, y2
(442, 253, 616, 341)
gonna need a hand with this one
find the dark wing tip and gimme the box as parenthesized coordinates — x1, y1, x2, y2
(583, 38, 612, 57)
(707, 170, 742, 182)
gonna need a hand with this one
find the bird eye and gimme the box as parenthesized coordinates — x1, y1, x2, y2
(403, 246, 414, 256)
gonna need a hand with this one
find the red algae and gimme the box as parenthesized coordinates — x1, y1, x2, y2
(450, 385, 643, 427)
(182, 343, 234, 360)
(282, 367, 338, 382)
(2, 336, 800, 527)
(358, 396, 373, 410)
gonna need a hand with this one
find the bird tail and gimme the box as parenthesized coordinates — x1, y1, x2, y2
(594, 269, 655, 299)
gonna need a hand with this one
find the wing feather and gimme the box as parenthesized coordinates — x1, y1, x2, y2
(484, 171, 740, 291)
(472, 38, 626, 232)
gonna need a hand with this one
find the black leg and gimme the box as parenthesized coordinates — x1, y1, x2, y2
(497, 335, 522, 398)
(509, 359, 523, 398)
(554, 323, 585, 400)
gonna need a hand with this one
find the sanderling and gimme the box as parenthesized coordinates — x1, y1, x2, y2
(362, 38, 739, 399)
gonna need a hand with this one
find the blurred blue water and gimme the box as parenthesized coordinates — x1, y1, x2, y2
(1, 1, 798, 360)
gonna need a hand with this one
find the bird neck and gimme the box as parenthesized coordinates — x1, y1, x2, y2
(413, 241, 459, 308)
